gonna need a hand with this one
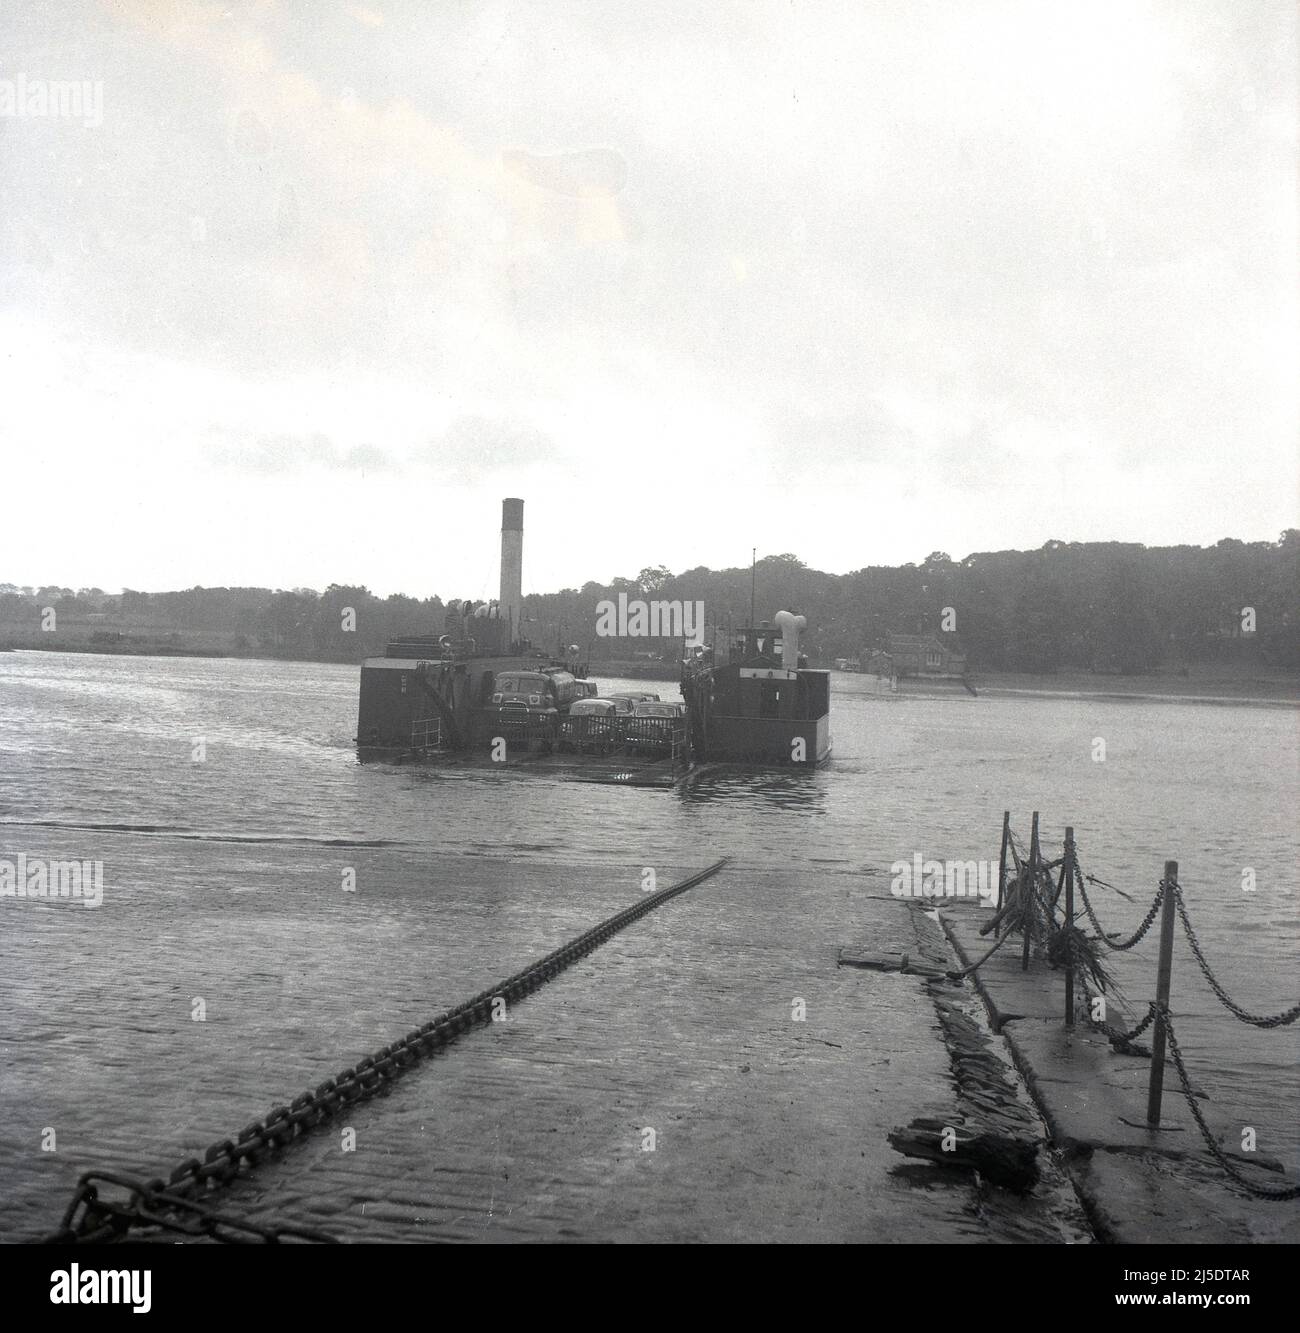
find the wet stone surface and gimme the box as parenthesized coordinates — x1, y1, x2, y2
(2, 840, 1085, 1243)
(940, 902, 1300, 1243)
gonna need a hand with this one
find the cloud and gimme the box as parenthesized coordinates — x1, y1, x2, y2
(503, 148, 628, 198)
(413, 416, 557, 481)
(932, 423, 1022, 493)
(766, 400, 910, 471)
(2, 0, 1295, 592)
(212, 432, 392, 474)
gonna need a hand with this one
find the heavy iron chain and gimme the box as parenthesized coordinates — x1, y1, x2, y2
(1075, 864, 1296, 1023)
(1030, 869, 1059, 933)
(1075, 864, 1165, 951)
(1052, 849, 1150, 1049)
(44, 1171, 339, 1244)
(45, 857, 730, 1245)
(1160, 1004, 1300, 1201)
(1075, 993, 1297, 1198)
(1077, 971, 1156, 1052)
(1170, 883, 1300, 1029)
(997, 841, 1295, 1195)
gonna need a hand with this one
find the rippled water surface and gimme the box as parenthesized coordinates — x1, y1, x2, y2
(1, 651, 1296, 1239)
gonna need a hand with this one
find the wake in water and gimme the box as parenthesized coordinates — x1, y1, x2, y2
(0, 818, 408, 848)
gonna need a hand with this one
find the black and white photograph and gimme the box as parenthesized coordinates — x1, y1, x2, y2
(1, 0, 1296, 1296)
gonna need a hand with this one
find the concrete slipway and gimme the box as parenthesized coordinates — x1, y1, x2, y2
(5, 844, 1294, 1242)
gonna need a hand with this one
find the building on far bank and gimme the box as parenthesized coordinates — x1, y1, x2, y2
(869, 632, 968, 680)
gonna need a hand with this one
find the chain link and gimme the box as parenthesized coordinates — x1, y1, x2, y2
(1075, 865, 1165, 950)
(45, 1171, 340, 1244)
(45, 857, 730, 1244)
(1170, 883, 1300, 1028)
(1078, 974, 1155, 1052)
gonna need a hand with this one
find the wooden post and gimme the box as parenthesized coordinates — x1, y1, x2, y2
(1022, 811, 1039, 971)
(1063, 827, 1075, 1027)
(1146, 859, 1179, 1128)
(996, 811, 1010, 920)
(1051, 842, 1070, 908)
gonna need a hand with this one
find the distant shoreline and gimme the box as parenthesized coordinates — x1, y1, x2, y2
(828, 665, 1300, 707)
(7, 641, 1298, 705)
(0, 639, 356, 665)
(0, 639, 683, 681)
(970, 669, 1300, 706)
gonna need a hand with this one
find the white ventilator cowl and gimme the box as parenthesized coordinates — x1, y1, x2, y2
(773, 610, 806, 665)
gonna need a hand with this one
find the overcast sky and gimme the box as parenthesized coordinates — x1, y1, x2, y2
(2, 0, 1296, 599)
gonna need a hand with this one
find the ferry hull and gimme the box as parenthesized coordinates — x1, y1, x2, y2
(700, 713, 831, 767)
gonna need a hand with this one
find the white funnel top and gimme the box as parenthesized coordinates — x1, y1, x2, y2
(774, 610, 806, 667)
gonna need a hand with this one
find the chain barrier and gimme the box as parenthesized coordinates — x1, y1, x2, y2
(969, 825, 1297, 1202)
(44, 857, 730, 1245)
(1066, 868, 1152, 1050)
(1160, 1005, 1300, 1201)
(1070, 858, 1297, 1196)
(1077, 973, 1155, 1053)
(1074, 864, 1165, 951)
(1170, 883, 1300, 1028)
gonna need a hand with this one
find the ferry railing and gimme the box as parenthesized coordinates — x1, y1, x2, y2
(470, 709, 559, 750)
(461, 708, 690, 760)
(619, 715, 681, 752)
(557, 713, 620, 753)
(557, 713, 685, 756)
(410, 716, 442, 751)
(669, 721, 689, 770)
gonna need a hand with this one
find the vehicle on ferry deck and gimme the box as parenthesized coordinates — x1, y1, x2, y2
(483, 668, 583, 744)
(623, 700, 686, 754)
(559, 697, 620, 753)
(535, 667, 586, 708)
(489, 669, 583, 712)
(606, 690, 660, 707)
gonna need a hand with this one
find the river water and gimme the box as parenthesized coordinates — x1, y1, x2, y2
(0, 651, 1296, 1239)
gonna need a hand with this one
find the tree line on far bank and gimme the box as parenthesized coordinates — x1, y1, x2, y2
(3, 530, 1297, 674)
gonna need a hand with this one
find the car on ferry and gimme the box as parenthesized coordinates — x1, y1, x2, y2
(605, 690, 660, 711)
(536, 667, 586, 708)
(485, 668, 583, 743)
(559, 697, 620, 753)
(622, 700, 686, 754)
(489, 669, 583, 711)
